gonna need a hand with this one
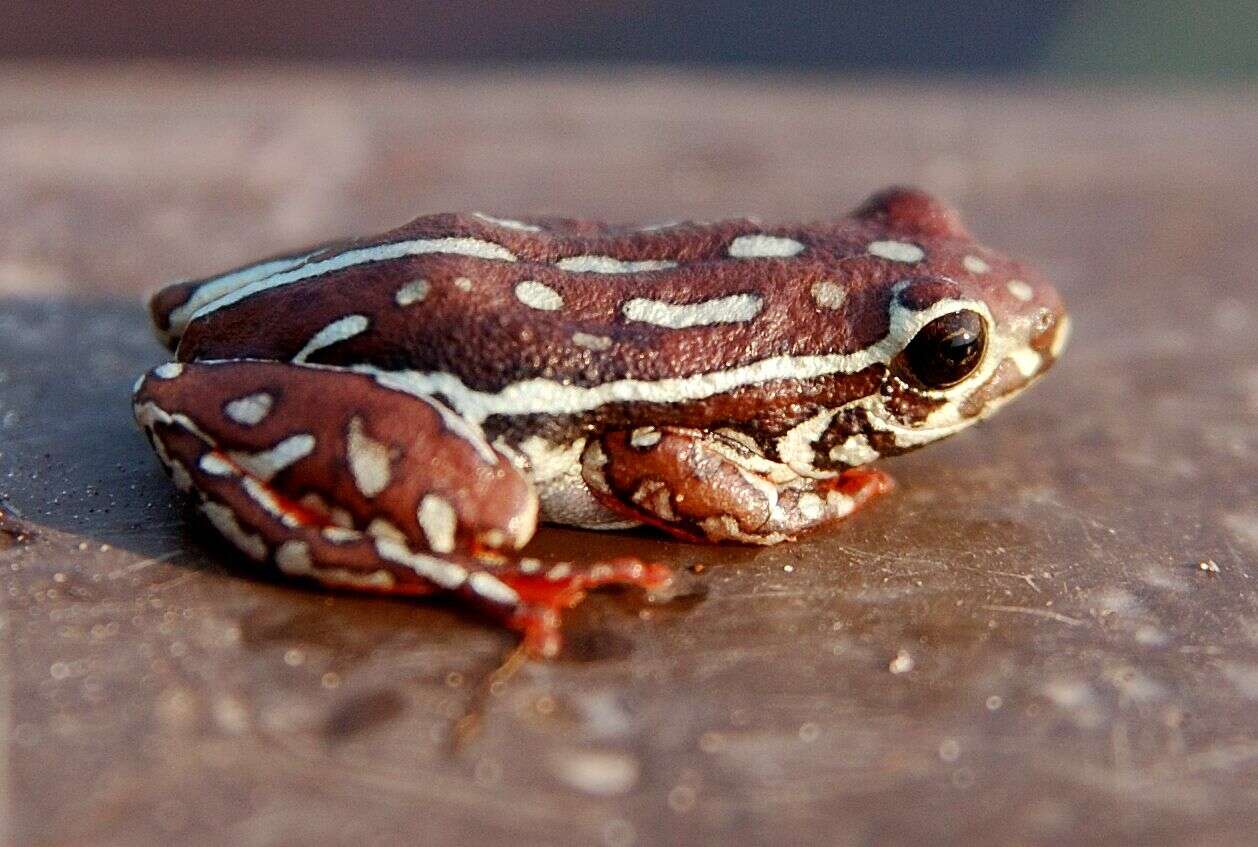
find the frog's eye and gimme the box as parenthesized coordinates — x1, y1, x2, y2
(903, 310, 987, 388)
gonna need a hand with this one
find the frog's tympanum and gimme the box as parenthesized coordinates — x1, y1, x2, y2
(135, 188, 1067, 656)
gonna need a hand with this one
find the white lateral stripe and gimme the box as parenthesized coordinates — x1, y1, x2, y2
(189, 237, 518, 321)
(357, 295, 990, 425)
(556, 255, 677, 273)
(622, 294, 763, 329)
(166, 250, 320, 338)
(294, 315, 369, 362)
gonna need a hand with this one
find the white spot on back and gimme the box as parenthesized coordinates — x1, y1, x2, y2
(346, 417, 392, 498)
(228, 434, 315, 481)
(964, 255, 991, 274)
(810, 280, 846, 310)
(572, 332, 612, 351)
(294, 314, 368, 362)
(1007, 279, 1034, 302)
(224, 392, 273, 426)
(154, 362, 184, 379)
(417, 494, 458, 554)
(201, 501, 267, 560)
(868, 240, 924, 263)
(453, 276, 473, 291)
(556, 256, 677, 273)
(395, 278, 429, 306)
(622, 293, 762, 329)
(514, 280, 563, 311)
(728, 235, 805, 258)
(190, 237, 518, 320)
(472, 212, 542, 232)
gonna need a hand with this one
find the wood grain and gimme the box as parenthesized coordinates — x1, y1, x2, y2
(2, 66, 1257, 846)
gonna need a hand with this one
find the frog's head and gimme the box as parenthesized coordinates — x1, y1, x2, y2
(819, 188, 1069, 466)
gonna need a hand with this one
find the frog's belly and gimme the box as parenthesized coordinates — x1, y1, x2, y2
(507, 435, 641, 530)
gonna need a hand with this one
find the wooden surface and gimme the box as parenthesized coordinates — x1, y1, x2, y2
(3, 66, 1258, 846)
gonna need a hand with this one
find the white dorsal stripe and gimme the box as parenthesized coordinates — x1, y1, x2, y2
(355, 296, 992, 425)
(189, 237, 518, 321)
(473, 212, 541, 232)
(165, 250, 320, 340)
(556, 255, 677, 273)
(294, 315, 369, 362)
(622, 294, 763, 329)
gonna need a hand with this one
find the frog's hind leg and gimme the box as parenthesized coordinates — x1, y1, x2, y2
(133, 360, 670, 658)
(582, 427, 893, 545)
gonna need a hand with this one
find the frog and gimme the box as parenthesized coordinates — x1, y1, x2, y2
(133, 187, 1068, 657)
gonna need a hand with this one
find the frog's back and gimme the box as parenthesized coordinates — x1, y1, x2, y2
(158, 191, 998, 391)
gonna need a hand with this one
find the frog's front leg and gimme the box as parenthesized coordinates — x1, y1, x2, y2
(582, 427, 893, 545)
(133, 360, 669, 658)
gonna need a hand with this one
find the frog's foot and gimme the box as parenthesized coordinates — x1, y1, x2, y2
(582, 427, 893, 545)
(134, 360, 671, 658)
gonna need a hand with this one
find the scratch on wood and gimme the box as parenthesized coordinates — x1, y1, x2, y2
(981, 604, 1085, 626)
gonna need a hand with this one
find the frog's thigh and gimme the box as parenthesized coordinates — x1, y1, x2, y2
(133, 360, 538, 559)
(582, 427, 893, 545)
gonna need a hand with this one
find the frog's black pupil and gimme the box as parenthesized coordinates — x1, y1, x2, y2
(904, 310, 987, 388)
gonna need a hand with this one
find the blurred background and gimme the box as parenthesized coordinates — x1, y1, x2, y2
(2, 1, 1255, 299)
(5, 0, 1257, 77)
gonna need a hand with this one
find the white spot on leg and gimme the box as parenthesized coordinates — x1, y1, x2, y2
(228, 434, 316, 481)
(394, 278, 429, 306)
(417, 494, 458, 554)
(346, 417, 392, 498)
(868, 240, 924, 263)
(201, 501, 267, 560)
(275, 540, 312, 573)
(294, 314, 368, 362)
(514, 280, 563, 311)
(224, 392, 274, 426)
(154, 362, 184, 379)
(622, 294, 762, 329)
(374, 537, 467, 589)
(468, 572, 521, 607)
(964, 255, 991, 274)
(810, 280, 847, 310)
(277, 539, 396, 589)
(198, 452, 237, 477)
(1007, 279, 1034, 302)
(728, 235, 805, 258)
(556, 256, 676, 273)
